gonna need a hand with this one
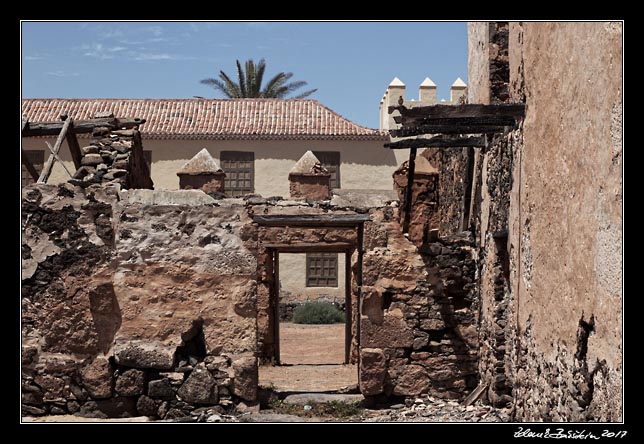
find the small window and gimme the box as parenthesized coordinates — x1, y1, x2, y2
(21, 149, 44, 187)
(221, 151, 254, 197)
(313, 151, 341, 189)
(306, 253, 338, 287)
(143, 150, 152, 172)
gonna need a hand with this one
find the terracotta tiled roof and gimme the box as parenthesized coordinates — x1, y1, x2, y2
(22, 98, 388, 141)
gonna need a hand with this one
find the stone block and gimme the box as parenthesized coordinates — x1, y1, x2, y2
(361, 313, 414, 348)
(232, 355, 258, 401)
(177, 363, 218, 405)
(359, 348, 386, 396)
(79, 356, 113, 399)
(392, 365, 431, 396)
(115, 368, 145, 397)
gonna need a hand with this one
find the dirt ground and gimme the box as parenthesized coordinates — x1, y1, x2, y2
(259, 322, 357, 392)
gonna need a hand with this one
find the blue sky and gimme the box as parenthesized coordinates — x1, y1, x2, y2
(21, 21, 468, 129)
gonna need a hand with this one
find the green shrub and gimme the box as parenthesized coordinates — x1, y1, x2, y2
(292, 301, 345, 324)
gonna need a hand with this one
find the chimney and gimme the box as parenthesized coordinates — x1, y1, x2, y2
(450, 77, 467, 103)
(419, 77, 437, 104)
(384, 77, 406, 130)
(288, 150, 331, 201)
(176, 148, 226, 194)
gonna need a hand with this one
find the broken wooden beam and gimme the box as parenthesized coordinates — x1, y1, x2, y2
(37, 118, 71, 183)
(65, 121, 83, 169)
(384, 136, 486, 149)
(22, 117, 145, 137)
(388, 103, 526, 119)
(390, 124, 509, 137)
(21, 147, 39, 181)
(394, 115, 518, 127)
(253, 214, 370, 227)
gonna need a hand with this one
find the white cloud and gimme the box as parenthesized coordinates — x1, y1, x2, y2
(44, 70, 80, 77)
(24, 55, 45, 61)
(135, 53, 173, 61)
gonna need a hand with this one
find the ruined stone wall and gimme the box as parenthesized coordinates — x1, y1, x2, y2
(72, 127, 153, 190)
(420, 147, 469, 236)
(22, 185, 258, 419)
(359, 207, 479, 400)
(469, 22, 623, 421)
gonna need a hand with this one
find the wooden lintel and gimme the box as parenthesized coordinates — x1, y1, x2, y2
(263, 242, 354, 252)
(22, 117, 145, 137)
(390, 124, 508, 137)
(65, 121, 83, 170)
(384, 136, 486, 149)
(253, 214, 370, 227)
(388, 103, 526, 119)
(37, 118, 71, 183)
(21, 147, 39, 181)
(394, 115, 518, 127)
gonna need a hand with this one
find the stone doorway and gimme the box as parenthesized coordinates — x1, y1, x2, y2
(253, 213, 367, 393)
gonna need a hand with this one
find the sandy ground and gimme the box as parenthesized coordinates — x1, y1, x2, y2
(259, 322, 357, 392)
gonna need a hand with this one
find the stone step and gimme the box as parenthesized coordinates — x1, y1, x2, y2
(282, 393, 365, 406)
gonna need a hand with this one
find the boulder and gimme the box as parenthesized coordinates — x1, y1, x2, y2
(177, 363, 218, 404)
(115, 368, 145, 397)
(359, 348, 386, 396)
(232, 355, 258, 401)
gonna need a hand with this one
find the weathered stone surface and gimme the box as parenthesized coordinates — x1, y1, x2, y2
(34, 374, 71, 403)
(232, 355, 258, 401)
(113, 341, 175, 370)
(359, 348, 386, 396)
(81, 153, 103, 166)
(79, 357, 113, 399)
(78, 398, 138, 419)
(392, 365, 431, 396)
(361, 313, 414, 349)
(177, 363, 218, 404)
(136, 395, 158, 417)
(147, 378, 176, 400)
(115, 369, 145, 397)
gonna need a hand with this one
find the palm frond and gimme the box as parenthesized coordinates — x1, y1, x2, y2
(218, 70, 242, 98)
(236, 60, 247, 98)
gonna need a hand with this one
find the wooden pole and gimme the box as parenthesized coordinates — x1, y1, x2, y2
(65, 120, 83, 170)
(402, 148, 417, 234)
(37, 118, 71, 183)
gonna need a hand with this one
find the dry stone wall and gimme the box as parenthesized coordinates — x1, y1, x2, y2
(72, 127, 153, 190)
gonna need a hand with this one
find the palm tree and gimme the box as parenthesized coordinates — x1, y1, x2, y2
(200, 58, 317, 99)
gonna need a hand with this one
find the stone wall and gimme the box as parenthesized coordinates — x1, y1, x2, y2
(468, 21, 623, 421)
(22, 185, 258, 419)
(359, 207, 479, 400)
(72, 127, 153, 190)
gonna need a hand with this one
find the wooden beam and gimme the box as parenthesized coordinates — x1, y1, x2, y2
(263, 242, 354, 252)
(388, 103, 526, 119)
(22, 117, 28, 133)
(21, 148, 39, 181)
(384, 136, 486, 149)
(253, 214, 370, 227)
(390, 124, 508, 137)
(37, 118, 71, 183)
(22, 117, 145, 137)
(345, 250, 352, 364)
(402, 148, 417, 234)
(394, 115, 518, 127)
(65, 120, 83, 170)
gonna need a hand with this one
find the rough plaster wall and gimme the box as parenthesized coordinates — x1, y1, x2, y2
(113, 191, 258, 361)
(508, 22, 622, 421)
(279, 253, 346, 304)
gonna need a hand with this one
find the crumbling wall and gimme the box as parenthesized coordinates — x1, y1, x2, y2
(421, 147, 469, 236)
(469, 21, 623, 421)
(22, 186, 259, 419)
(72, 127, 153, 190)
(359, 207, 479, 400)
